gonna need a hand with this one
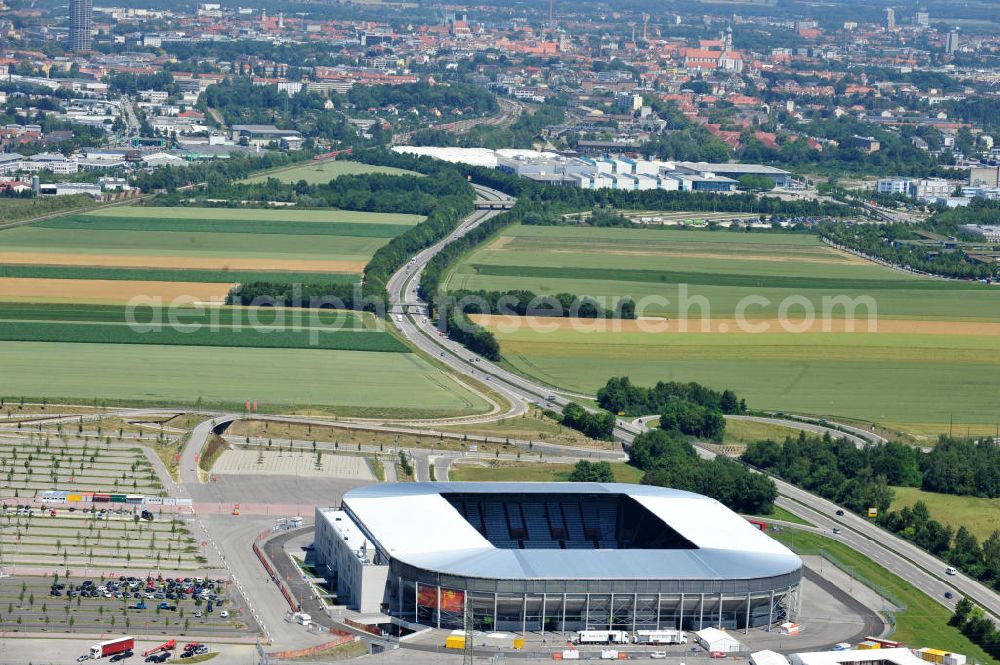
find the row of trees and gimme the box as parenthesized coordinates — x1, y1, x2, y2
(745, 429, 1000, 499)
(629, 429, 777, 514)
(132, 150, 308, 193)
(445, 289, 629, 320)
(597, 377, 746, 418)
(187, 172, 460, 216)
(441, 308, 501, 361)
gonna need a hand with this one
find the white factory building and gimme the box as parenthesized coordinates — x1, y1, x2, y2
(392, 147, 791, 193)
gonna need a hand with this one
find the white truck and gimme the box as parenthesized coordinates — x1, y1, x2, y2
(574, 630, 631, 645)
(634, 630, 687, 645)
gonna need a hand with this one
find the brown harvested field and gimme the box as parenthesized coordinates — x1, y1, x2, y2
(0, 278, 234, 303)
(0, 252, 366, 274)
(470, 314, 1000, 336)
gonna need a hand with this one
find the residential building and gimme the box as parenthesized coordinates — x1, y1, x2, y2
(884, 7, 895, 31)
(909, 178, 952, 201)
(68, 0, 93, 51)
(969, 166, 1000, 188)
(946, 31, 960, 54)
(877, 178, 910, 195)
(848, 135, 881, 153)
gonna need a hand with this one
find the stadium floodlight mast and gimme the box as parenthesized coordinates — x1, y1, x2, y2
(463, 594, 474, 665)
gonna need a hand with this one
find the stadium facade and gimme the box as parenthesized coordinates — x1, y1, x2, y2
(314, 483, 802, 634)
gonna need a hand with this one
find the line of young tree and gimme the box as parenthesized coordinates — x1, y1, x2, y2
(629, 428, 777, 515)
(950, 598, 1000, 659)
(818, 202, 1000, 281)
(742, 433, 1000, 590)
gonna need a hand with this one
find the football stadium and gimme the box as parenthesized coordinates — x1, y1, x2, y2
(314, 483, 802, 634)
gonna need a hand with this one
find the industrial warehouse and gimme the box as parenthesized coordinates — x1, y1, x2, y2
(313, 483, 802, 634)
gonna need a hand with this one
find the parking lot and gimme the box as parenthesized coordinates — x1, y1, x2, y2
(0, 573, 260, 638)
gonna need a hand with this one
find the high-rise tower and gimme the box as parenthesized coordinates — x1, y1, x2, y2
(884, 7, 895, 31)
(68, 0, 93, 51)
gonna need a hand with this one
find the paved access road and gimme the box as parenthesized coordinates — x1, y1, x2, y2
(383, 183, 1000, 625)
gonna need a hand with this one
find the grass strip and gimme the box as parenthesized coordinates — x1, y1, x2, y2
(470, 264, 986, 291)
(38, 216, 412, 238)
(0, 303, 366, 327)
(0, 265, 358, 284)
(0, 321, 408, 353)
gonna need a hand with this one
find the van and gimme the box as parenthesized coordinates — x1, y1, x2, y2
(946, 566, 957, 575)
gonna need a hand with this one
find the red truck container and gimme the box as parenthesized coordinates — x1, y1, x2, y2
(90, 637, 134, 659)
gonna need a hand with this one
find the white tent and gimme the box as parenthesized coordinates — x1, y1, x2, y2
(694, 627, 742, 653)
(751, 650, 791, 665)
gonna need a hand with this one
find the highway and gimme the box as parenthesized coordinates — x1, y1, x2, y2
(384, 181, 1000, 625)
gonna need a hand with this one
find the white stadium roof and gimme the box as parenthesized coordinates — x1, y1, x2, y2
(335, 483, 801, 581)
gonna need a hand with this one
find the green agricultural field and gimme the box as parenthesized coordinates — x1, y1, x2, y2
(244, 160, 420, 184)
(0, 264, 357, 284)
(449, 461, 644, 483)
(455, 225, 1000, 432)
(490, 326, 1000, 428)
(448, 225, 999, 320)
(0, 206, 424, 288)
(891, 487, 1000, 542)
(0, 320, 406, 353)
(0, 302, 371, 327)
(78, 206, 422, 224)
(0, 222, 393, 263)
(0, 341, 490, 418)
